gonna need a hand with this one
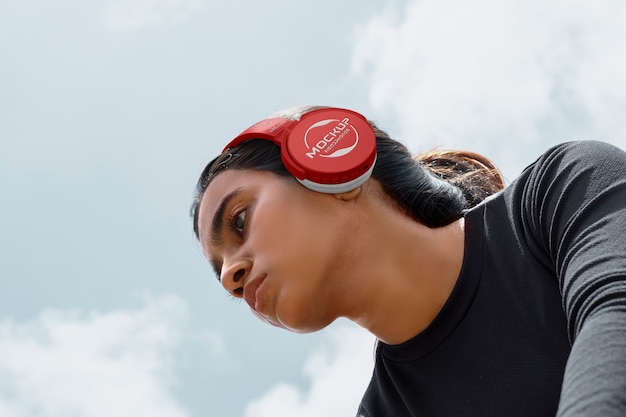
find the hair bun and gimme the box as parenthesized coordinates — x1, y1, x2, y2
(416, 150, 505, 208)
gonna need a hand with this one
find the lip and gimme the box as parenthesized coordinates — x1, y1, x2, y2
(243, 274, 267, 312)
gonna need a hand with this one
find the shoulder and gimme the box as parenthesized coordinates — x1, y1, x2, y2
(528, 140, 626, 173)
(514, 140, 625, 199)
(467, 140, 626, 217)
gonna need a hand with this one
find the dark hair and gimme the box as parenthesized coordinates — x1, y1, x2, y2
(191, 108, 504, 237)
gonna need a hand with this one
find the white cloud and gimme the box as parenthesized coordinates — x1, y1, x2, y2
(352, 0, 626, 178)
(104, 0, 204, 31)
(0, 294, 191, 417)
(244, 323, 376, 417)
(188, 329, 226, 357)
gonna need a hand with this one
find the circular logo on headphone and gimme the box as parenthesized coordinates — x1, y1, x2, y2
(282, 108, 376, 186)
(303, 117, 359, 159)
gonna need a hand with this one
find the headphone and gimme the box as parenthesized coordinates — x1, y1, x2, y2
(223, 108, 377, 194)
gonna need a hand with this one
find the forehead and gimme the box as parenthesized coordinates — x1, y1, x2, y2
(196, 170, 285, 243)
(198, 170, 251, 231)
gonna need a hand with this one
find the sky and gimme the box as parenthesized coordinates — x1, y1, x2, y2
(1, 0, 626, 416)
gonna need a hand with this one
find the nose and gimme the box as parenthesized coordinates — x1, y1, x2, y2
(220, 257, 251, 298)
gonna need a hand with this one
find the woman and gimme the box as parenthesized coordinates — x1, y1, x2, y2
(191, 106, 626, 416)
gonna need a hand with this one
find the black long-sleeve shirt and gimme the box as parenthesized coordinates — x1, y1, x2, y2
(357, 141, 626, 417)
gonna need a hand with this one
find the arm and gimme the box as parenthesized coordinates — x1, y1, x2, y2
(524, 141, 626, 416)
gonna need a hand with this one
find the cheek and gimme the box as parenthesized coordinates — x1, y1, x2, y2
(251, 200, 324, 257)
(248, 194, 345, 329)
(255, 210, 331, 276)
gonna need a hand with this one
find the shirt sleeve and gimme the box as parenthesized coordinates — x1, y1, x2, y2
(522, 140, 626, 416)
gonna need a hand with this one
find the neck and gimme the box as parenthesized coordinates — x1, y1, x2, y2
(334, 188, 465, 345)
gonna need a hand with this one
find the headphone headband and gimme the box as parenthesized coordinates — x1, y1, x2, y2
(224, 108, 377, 193)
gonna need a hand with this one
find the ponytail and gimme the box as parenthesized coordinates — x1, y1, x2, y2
(417, 149, 505, 209)
(370, 131, 504, 227)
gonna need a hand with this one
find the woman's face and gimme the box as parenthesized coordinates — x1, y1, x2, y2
(196, 169, 353, 333)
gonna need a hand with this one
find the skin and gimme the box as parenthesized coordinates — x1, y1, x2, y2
(196, 169, 466, 344)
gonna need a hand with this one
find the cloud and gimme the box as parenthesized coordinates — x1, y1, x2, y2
(104, 0, 204, 31)
(0, 294, 191, 417)
(351, 0, 626, 178)
(244, 323, 376, 417)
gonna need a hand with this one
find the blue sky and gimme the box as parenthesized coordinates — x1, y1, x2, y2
(1, 0, 626, 416)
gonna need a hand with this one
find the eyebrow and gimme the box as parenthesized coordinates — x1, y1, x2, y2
(206, 187, 245, 281)
(209, 187, 245, 248)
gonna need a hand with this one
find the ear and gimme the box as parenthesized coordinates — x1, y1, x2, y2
(334, 186, 361, 201)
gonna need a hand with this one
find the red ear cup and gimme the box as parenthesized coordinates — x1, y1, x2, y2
(223, 108, 377, 193)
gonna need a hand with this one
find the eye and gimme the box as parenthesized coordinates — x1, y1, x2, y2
(228, 209, 247, 234)
(234, 210, 246, 231)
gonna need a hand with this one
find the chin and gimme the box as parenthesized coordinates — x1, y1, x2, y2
(269, 294, 334, 333)
(275, 311, 330, 334)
